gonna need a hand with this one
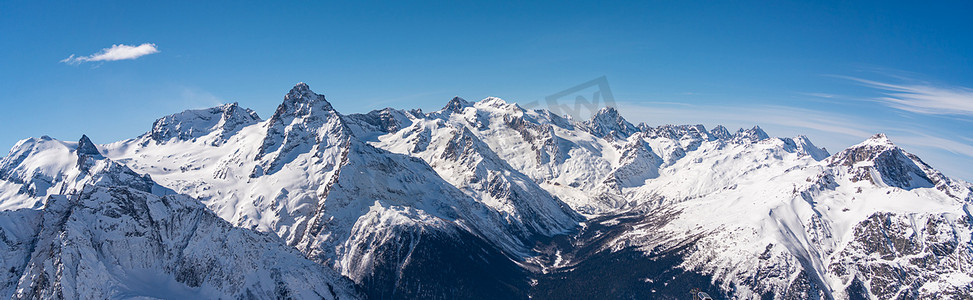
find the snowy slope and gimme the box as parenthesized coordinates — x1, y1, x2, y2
(0, 135, 163, 211)
(573, 134, 973, 299)
(146, 102, 260, 146)
(2, 82, 971, 299)
(0, 140, 356, 299)
(97, 84, 580, 297)
(7, 186, 357, 299)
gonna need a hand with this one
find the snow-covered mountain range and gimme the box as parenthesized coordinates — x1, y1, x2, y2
(2, 83, 971, 299)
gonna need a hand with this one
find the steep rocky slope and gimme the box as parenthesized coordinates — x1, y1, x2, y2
(2, 82, 971, 299)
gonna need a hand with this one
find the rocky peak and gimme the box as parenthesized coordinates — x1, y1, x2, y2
(442, 96, 472, 114)
(710, 125, 733, 140)
(778, 135, 830, 161)
(830, 134, 898, 166)
(828, 133, 936, 190)
(76, 135, 101, 156)
(581, 106, 637, 139)
(647, 124, 710, 140)
(287, 82, 314, 98)
(734, 126, 770, 142)
(216, 102, 260, 129)
(268, 82, 335, 126)
(344, 107, 412, 135)
(592, 106, 622, 120)
(257, 83, 350, 176)
(860, 133, 894, 147)
(147, 102, 260, 144)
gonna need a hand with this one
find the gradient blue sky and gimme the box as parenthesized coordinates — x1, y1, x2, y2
(2, 1, 972, 180)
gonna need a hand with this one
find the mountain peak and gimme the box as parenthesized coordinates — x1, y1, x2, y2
(283, 82, 328, 105)
(860, 133, 894, 147)
(290, 82, 311, 93)
(589, 107, 622, 122)
(710, 125, 733, 140)
(147, 102, 260, 144)
(734, 125, 770, 141)
(257, 83, 348, 175)
(582, 106, 637, 138)
(272, 82, 334, 120)
(442, 96, 471, 113)
(76, 134, 101, 156)
(786, 135, 830, 160)
(478, 96, 510, 107)
(597, 106, 619, 115)
(832, 133, 903, 167)
(827, 132, 940, 190)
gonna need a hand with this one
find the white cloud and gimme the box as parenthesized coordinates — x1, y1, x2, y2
(179, 87, 224, 109)
(842, 76, 973, 116)
(61, 43, 160, 65)
(894, 133, 973, 159)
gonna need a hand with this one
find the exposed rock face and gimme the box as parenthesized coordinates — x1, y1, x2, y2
(828, 212, 973, 299)
(0, 148, 356, 299)
(257, 83, 348, 176)
(441, 96, 472, 114)
(76, 134, 101, 156)
(580, 106, 638, 139)
(8, 187, 356, 299)
(710, 125, 733, 140)
(734, 125, 771, 142)
(148, 102, 260, 145)
(2, 83, 971, 299)
(828, 133, 936, 190)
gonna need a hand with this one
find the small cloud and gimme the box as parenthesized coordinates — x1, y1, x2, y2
(179, 87, 224, 109)
(61, 43, 160, 65)
(841, 76, 973, 116)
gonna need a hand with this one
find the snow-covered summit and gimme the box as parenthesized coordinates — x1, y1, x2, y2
(860, 132, 893, 146)
(643, 124, 711, 141)
(828, 133, 941, 190)
(269, 82, 336, 123)
(4, 82, 971, 299)
(477, 96, 512, 108)
(580, 106, 638, 139)
(344, 107, 413, 138)
(710, 125, 733, 140)
(783, 134, 830, 160)
(0, 135, 163, 210)
(257, 83, 348, 175)
(442, 96, 472, 114)
(147, 102, 260, 145)
(734, 125, 770, 142)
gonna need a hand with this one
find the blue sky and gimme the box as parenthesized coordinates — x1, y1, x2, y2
(1, 1, 972, 180)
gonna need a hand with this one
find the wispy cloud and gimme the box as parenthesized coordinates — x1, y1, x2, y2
(61, 43, 160, 65)
(179, 87, 224, 109)
(799, 92, 837, 99)
(894, 132, 973, 159)
(841, 76, 973, 116)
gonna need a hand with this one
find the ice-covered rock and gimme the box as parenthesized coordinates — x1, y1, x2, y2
(147, 102, 260, 145)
